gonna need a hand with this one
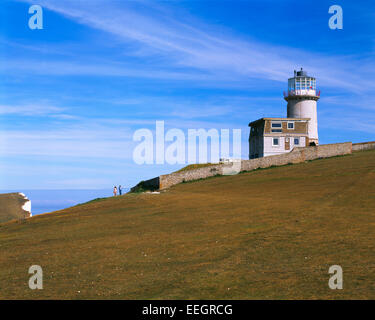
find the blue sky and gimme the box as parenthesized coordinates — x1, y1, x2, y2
(0, 0, 374, 189)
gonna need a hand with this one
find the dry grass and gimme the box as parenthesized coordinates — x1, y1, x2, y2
(0, 193, 29, 223)
(175, 163, 215, 173)
(0, 150, 375, 299)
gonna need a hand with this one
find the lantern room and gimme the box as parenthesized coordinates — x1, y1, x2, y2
(287, 68, 317, 96)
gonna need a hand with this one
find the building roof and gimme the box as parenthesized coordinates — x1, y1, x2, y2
(248, 117, 310, 126)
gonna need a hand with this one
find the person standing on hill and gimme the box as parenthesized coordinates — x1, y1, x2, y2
(113, 186, 117, 196)
(119, 185, 122, 196)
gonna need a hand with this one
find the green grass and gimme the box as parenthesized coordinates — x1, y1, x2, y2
(0, 149, 375, 299)
(175, 163, 215, 173)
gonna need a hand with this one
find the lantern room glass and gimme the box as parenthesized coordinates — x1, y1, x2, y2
(288, 77, 316, 91)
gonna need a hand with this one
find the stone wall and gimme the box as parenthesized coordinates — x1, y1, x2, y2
(131, 142, 353, 192)
(159, 165, 223, 190)
(241, 142, 352, 172)
(352, 141, 375, 152)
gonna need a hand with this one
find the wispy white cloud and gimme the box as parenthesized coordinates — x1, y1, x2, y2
(14, 0, 375, 93)
(1, 59, 213, 81)
(320, 95, 375, 111)
(0, 117, 135, 159)
(320, 112, 375, 135)
(0, 104, 65, 116)
(2, 0, 374, 190)
(0, 104, 81, 120)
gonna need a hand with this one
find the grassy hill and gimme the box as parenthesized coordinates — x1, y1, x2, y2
(0, 149, 375, 299)
(0, 193, 30, 223)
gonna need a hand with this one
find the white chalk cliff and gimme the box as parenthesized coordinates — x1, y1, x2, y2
(19, 193, 32, 217)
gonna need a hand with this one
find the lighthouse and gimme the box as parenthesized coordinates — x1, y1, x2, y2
(284, 68, 320, 145)
(248, 68, 321, 159)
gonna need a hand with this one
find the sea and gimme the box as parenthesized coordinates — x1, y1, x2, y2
(0, 189, 129, 216)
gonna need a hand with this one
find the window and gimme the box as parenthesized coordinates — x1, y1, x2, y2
(294, 138, 300, 145)
(272, 138, 279, 146)
(271, 122, 282, 132)
(287, 122, 294, 129)
(288, 79, 295, 91)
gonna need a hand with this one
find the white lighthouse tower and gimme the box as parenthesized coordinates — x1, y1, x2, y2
(284, 68, 320, 145)
(248, 68, 321, 158)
